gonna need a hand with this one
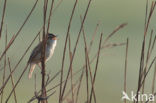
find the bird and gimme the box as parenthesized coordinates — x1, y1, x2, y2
(27, 33, 57, 79)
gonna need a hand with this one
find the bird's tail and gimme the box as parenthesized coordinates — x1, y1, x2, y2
(28, 63, 36, 79)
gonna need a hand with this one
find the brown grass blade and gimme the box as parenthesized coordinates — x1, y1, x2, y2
(89, 33, 103, 103)
(46, 0, 55, 33)
(68, 34, 74, 103)
(5, 64, 29, 102)
(0, 0, 7, 39)
(88, 21, 100, 53)
(142, 30, 153, 94)
(0, 30, 40, 95)
(124, 38, 129, 103)
(0, 25, 7, 103)
(0, 0, 39, 62)
(102, 23, 127, 45)
(59, 0, 78, 102)
(61, 0, 93, 100)
(40, 0, 48, 103)
(8, 58, 17, 103)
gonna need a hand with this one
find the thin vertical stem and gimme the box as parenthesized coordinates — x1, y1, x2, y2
(89, 33, 103, 103)
(41, 0, 48, 103)
(84, 48, 89, 103)
(142, 30, 153, 94)
(61, 0, 92, 100)
(81, 17, 96, 103)
(8, 58, 17, 103)
(47, 0, 55, 33)
(124, 38, 129, 103)
(1, 25, 7, 103)
(88, 22, 100, 53)
(0, 0, 7, 39)
(59, 0, 78, 102)
(0, 29, 40, 95)
(5, 64, 29, 102)
(0, 0, 39, 62)
(68, 34, 74, 103)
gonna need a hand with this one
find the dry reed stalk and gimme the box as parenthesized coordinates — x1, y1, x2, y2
(61, 0, 93, 101)
(102, 23, 127, 45)
(124, 38, 129, 103)
(31, 67, 83, 102)
(30, 40, 125, 102)
(0, 26, 7, 103)
(5, 63, 29, 102)
(40, 0, 48, 103)
(88, 42, 125, 74)
(38, 0, 63, 38)
(45, 70, 61, 86)
(62, 83, 77, 101)
(38, 41, 125, 101)
(137, 37, 145, 103)
(85, 48, 89, 103)
(75, 43, 126, 103)
(88, 21, 100, 53)
(146, 30, 153, 62)
(144, 0, 148, 32)
(1, 30, 41, 103)
(28, 90, 56, 103)
(29, 28, 126, 103)
(53, 0, 63, 12)
(75, 16, 90, 103)
(46, 0, 55, 33)
(81, 18, 96, 103)
(101, 42, 126, 49)
(142, 30, 153, 94)
(86, 45, 97, 103)
(0, 0, 7, 39)
(35, 74, 37, 94)
(59, 0, 78, 102)
(136, 2, 156, 102)
(0, 30, 41, 95)
(28, 70, 60, 103)
(68, 34, 74, 103)
(135, 0, 148, 101)
(140, 56, 156, 88)
(81, 24, 89, 102)
(75, 19, 100, 103)
(89, 33, 103, 103)
(75, 22, 127, 103)
(0, 0, 39, 62)
(135, 55, 156, 103)
(75, 66, 85, 103)
(8, 58, 17, 103)
(39, 32, 41, 42)
(144, 2, 156, 37)
(142, 60, 156, 103)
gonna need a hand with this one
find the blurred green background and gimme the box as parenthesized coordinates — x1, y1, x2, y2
(0, 0, 156, 103)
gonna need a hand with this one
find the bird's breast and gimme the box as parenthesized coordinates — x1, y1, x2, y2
(46, 40, 57, 61)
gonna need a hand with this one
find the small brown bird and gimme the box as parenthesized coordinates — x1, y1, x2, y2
(28, 33, 57, 79)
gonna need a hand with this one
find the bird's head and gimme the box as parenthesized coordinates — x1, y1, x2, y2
(48, 33, 57, 40)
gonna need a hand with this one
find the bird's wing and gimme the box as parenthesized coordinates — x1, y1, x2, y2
(28, 42, 42, 63)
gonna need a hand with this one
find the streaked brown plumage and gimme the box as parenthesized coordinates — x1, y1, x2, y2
(28, 33, 57, 78)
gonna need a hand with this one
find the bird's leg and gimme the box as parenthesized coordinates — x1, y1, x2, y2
(37, 63, 45, 75)
(37, 63, 42, 69)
